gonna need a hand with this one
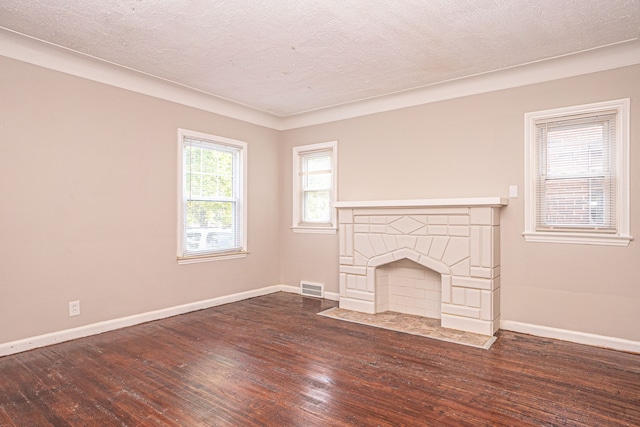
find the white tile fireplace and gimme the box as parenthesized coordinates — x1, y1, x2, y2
(334, 198, 508, 336)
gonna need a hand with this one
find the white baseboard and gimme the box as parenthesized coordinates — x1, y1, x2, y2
(0, 284, 341, 358)
(9, 290, 634, 358)
(501, 320, 640, 354)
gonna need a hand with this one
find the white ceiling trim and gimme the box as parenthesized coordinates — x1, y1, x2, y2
(2, 27, 639, 132)
(0, 28, 281, 130)
(282, 39, 640, 130)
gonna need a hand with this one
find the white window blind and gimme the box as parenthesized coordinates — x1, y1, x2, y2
(182, 136, 242, 255)
(300, 150, 332, 224)
(535, 112, 616, 232)
(524, 99, 631, 246)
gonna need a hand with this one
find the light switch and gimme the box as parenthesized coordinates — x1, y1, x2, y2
(509, 185, 518, 198)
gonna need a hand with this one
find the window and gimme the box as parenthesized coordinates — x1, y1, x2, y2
(292, 141, 338, 233)
(524, 99, 631, 246)
(177, 129, 247, 263)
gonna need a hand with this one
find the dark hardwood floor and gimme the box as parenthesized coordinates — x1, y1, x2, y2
(1, 292, 639, 426)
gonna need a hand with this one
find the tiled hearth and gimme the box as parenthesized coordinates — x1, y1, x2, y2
(318, 307, 496, 349)
(334, 198, 508, 336)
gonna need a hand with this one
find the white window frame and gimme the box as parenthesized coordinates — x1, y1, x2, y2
(524, 99, 632, 246)
(177, 129, 248, 264)
(292, 141, 338, 234)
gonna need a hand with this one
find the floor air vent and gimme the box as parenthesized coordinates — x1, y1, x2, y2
(300, 281, 324, 298)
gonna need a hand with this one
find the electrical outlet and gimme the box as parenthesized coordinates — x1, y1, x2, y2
(69, 300, 80, 317)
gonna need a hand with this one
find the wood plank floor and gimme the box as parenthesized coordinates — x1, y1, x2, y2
(1, 292, 639, 426)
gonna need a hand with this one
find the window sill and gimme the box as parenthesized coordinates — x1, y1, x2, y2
(177, 251, 248, 265)
(523, 232, 633, 247)
(291, 225, 337, 234)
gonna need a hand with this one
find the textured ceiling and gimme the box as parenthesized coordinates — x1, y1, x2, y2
(1, 0, 639, 116)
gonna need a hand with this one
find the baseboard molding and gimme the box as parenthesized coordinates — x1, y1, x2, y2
(1, 285, 283, 357)
(10, 291, 634, 358)
(501, 320, 640, 354)
(0, 284, 341, 357)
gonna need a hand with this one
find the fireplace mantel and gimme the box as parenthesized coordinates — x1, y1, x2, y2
(335, 197, 508, 336)
(334, 197, 508, 209)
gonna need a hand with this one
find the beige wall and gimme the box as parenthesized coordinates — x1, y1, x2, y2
(2, 53, 639, 347)
(280, 65, 640, 342)
(0, 56, 281, 343)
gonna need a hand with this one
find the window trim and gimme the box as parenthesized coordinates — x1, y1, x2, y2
(177, 128, 248, 263)
(292, 141, 338, 234)
(523, 99, 632, 246)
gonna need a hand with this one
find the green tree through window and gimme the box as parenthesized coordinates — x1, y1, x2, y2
(179, 130, 246, 258)
(185, 146, 234, 230)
